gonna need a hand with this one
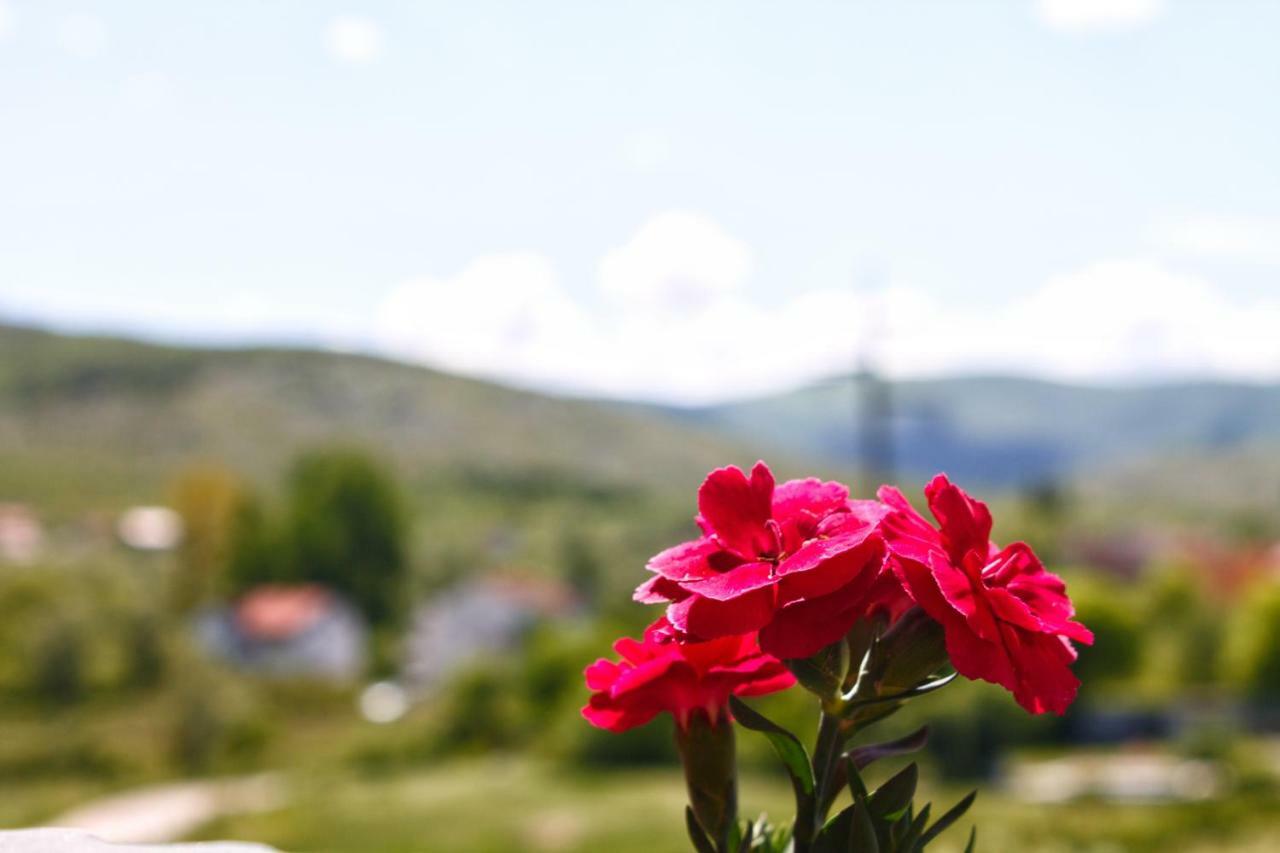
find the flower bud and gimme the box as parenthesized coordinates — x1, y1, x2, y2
(786, 638, 850, 704)
(674, 708, 738, 851)
(873, 606, 949, 693)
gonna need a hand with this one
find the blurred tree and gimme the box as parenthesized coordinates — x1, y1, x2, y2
(1141, 567, 1223, 692)
(226, 495, 291, 591)
(31, 617, 88, 705)
(285, 449, 408, 628)
(121, 612, 166, 689)
(1226, 582, 1280, 702)
(1015, 479, 1070, 562)
(169, 463, 247, 610)
(1069, 575, 1143, 688)
(560, 530, 601, 609)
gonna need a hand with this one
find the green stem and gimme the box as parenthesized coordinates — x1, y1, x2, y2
(796, 710, 844, 852)
(675, 712, 738, 853)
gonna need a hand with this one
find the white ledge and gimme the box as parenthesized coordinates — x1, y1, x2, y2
(0, 829, 278, 852)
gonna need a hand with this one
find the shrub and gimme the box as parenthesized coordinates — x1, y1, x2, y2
(30, 617, 89, 705)
(1226, 582, 1280, 703)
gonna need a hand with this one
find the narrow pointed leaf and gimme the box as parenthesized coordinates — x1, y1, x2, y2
(847, 726, 930, 771)
(868, 762, 918, 822)
(812, 804, 854, 853)
(844, 755, 869, 800)
(895, 802, 931, 851)
(918, 791, 978, 848)
(729, 696, 816, 795)
(685, 805, 717, 853)
(963, 826, 977, 853)
(851, 797, 879, 853)
(820, 752, 868, 819)
(845, 672, 958, 712)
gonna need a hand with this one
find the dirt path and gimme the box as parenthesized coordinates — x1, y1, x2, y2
(41, 774, 286, 845)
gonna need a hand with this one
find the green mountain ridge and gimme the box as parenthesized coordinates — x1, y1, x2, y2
(676, 374, 1280, 490)
(0, 323, 764, 517)
(4, 323, 1279, 524)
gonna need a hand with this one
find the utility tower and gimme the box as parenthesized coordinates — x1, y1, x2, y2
(854, 291, 893, 489)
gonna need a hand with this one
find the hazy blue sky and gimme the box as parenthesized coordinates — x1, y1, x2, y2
(2, 0, 1279, 402)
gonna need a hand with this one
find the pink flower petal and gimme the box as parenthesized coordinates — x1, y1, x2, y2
(771, 477, 849, 524)
(646, 537, 722, 582)
(697, 462, 775, 558)
(924, 474, 993, 564)
(681, 561, 776, 602)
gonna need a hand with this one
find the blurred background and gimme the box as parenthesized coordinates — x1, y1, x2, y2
(2, 1, 1280, 850)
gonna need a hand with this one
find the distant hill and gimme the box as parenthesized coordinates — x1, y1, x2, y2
(674, 375, 1280, 491)
(5, 323, 1279, 524)
(0, 324, 764, 517)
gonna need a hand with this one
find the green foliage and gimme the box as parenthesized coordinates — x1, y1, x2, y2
(0, 561, 175, 699)
(222, 447, 410, 629)
(284, 448, 409, 628)
(892, 680, 1051, 780)
(561, 530, 603, 609)
(30, 618, 89, 706)
(729, 697, 815, 797)
(120, 612, 167, 689)
(170, 463, 248, 609)
(1069, 576, 1143, 687)
(1137, 568, 1225, 694)
(1225, 582, 1280, 702)
(432, 665, 529, 753)
(169, 661, 272, 774)
(226, 496, 291, 590)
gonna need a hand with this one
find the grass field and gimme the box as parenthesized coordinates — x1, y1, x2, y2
(184, 757, 1280, 852)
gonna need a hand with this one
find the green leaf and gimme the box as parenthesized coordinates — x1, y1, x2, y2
(847, 726, 930, 771)
(917, 792, 977, 849)
(729, 696, 816, 796)
(844, 672, 959, 712)
(895, 802, 931, 852)
(851, 796, 879, 853)
(868, 762, 918, 823)
(812, 804, 854, 853)
(844, 755, 869, 800)
(685, 805, 717, 853)
(787, 640, 851, 701)
(963, 826, 977, 853)
(819, 753, 868, 822)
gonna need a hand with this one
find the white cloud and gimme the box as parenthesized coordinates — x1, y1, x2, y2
(598, 210, 753, 312)
(1035, 0, 1164, 34)
(56, 12, 107, 58)
(881, 260, 1280, 382)
(373, 212, 1280, 404)
(1149, 215, 1280, 265)
(326, 14, 383, 64)
(376, 253, 596, 392)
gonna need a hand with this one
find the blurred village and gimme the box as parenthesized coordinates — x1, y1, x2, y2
(2, 331, 1280, 852)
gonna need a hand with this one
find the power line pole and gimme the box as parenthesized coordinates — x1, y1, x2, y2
(854, 291, 893, 490)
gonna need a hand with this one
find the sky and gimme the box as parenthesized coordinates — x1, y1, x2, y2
(2, 0, 1279, 404)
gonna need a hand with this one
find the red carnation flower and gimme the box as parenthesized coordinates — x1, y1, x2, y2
(879, 475, 1094, 714)
(582, 619, 795, 732)
(634, 461, 893, 660)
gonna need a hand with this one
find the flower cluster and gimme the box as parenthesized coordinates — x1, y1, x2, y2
(582, 461, 1092, 852)
(583, 617, 794, 733)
